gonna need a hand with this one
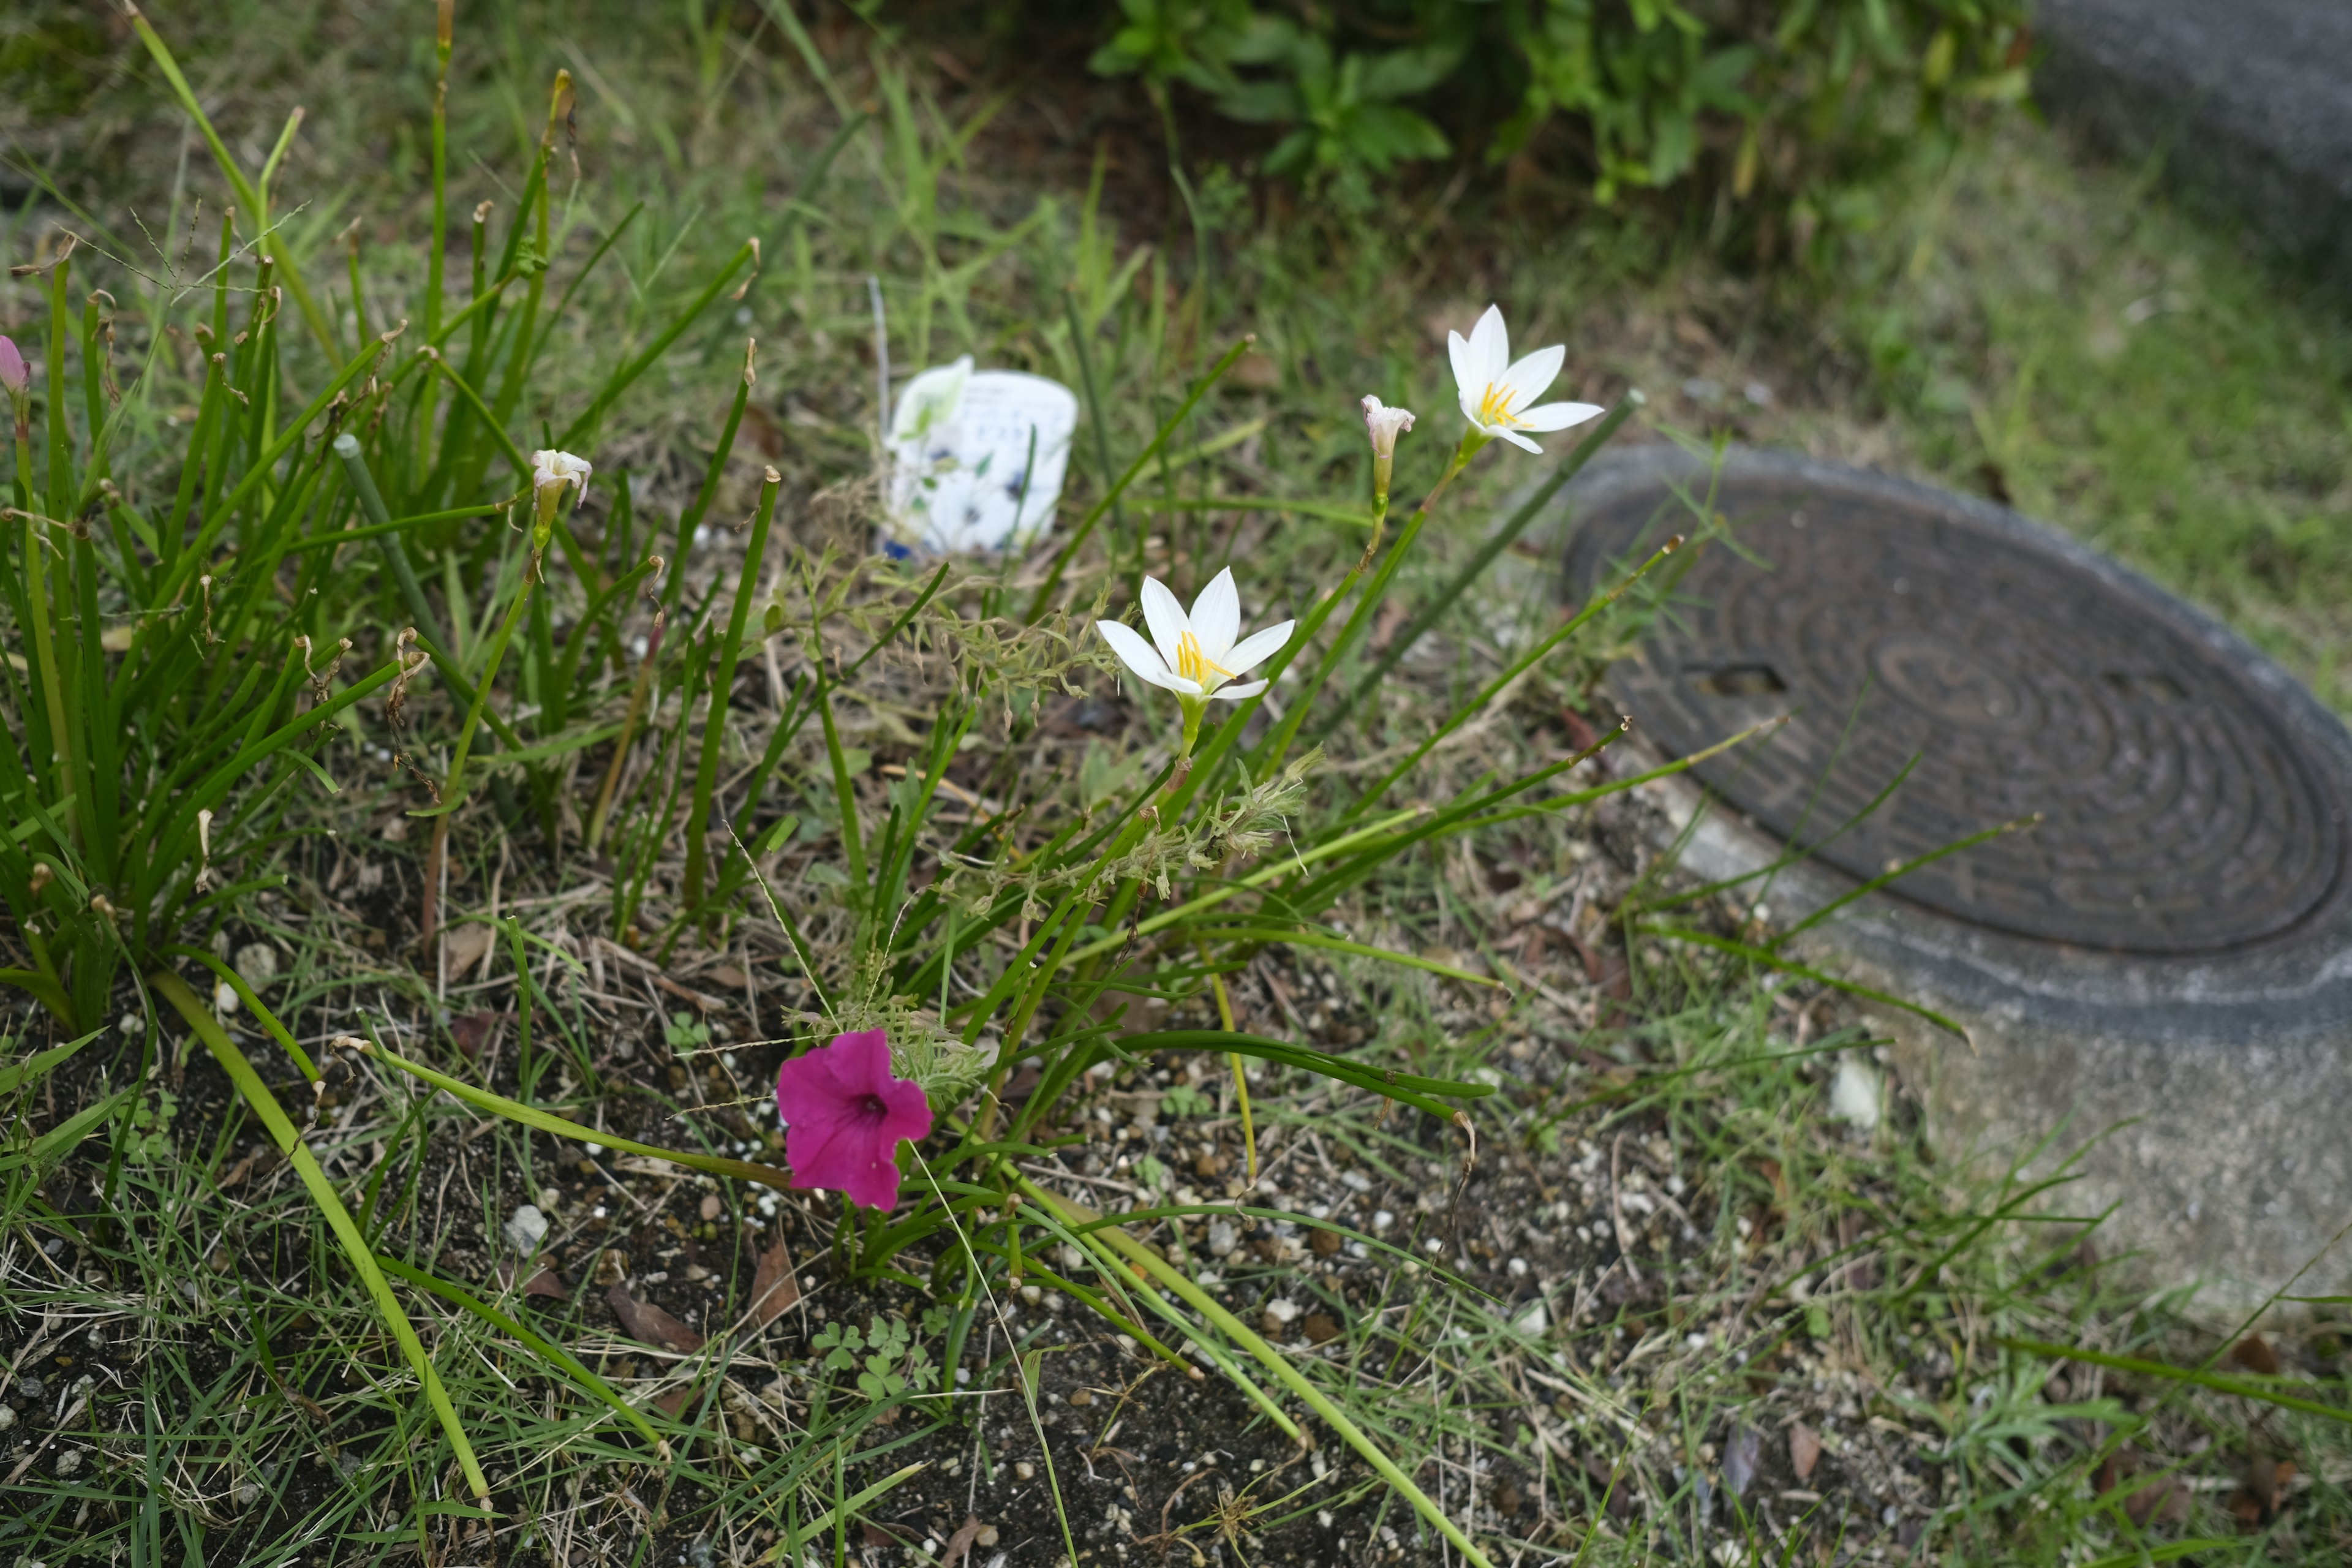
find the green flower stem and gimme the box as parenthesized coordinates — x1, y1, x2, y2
(1253, 429, 1481, 777)
(152, 970, 491, 1502)
(1020, 1178, 1498, 1568)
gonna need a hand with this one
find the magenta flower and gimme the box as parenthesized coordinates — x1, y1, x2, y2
(773, 1030, 933, 1210)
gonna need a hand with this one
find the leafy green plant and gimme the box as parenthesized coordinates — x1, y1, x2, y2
(1087, 0, 2032, 249)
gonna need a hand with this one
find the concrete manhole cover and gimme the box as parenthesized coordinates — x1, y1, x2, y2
(1549, 446, 2352, 1316)
(1562, 451, 2346, 954)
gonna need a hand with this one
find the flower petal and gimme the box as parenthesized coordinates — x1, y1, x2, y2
(1139, 575, 1190, 671)
(1495, 428, 1545, 454)
(1223, 620, 1294, 675)
(1208, 679, 1268, 702)
(1189, 568, 1240, 661)
(1098, 620, 1197, 693)
(1447, 331, 1477, 399)
(1468, 305, 1509, 385)
(830, 1029, 893, 1090)
(1512, 399, 1604, 433)
(1498, 344, 1565, 409)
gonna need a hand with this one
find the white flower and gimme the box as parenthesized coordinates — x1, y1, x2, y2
(530, 449, 593, 513)
(1096, 568, 1294, 703)
(1447, 305, 1602, 454)
(891, 355, 974, 446)
(1360, 394, 1415, 458)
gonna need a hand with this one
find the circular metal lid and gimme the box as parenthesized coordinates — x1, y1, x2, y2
(1564, 452, 2346, 954)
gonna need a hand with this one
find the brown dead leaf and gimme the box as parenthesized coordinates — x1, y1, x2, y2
(704, 963, 752, 990)
(748, 1240, 800, 1329)
(653, 1381, 704, 1420)
(607, 1283, 706, 1352)
(2125, 1473, 2189, 1528)
(448, 1009, 503, 1059)
(497, 1259, 570, 1299)
(2231, 1452, 2296, 1526)
(443, 923, 496, 979)
(2233, 1333, 2280, 1376)
(939, 1515, 984, 1567)
(1789, 1422, 1821, 1482)
(1303, 1312, 1340, 1344)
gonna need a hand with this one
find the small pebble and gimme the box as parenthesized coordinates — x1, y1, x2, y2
(503, 1204, 549, 1254)
(698, 1194, 722, 1221)
(1014, 1461, 1035, 1480)
(1205, 1220, 1238, 1258)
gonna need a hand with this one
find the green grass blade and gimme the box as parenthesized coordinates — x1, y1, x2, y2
(371, 1253, 667, 1452)
(1999, 1338, 2352, 1426)
(356, 1036, 796, 1189)
(152, 969, 491, 1501)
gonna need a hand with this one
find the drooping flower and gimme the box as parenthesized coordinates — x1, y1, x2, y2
(1361, 394, 1415, 458)
(1098, 568, 1294, 706)
(1360, 394, 1415, 509)
(530, 448, 592, 516)
(1446, 305, 1602, 454)
(774, 1029, 934, 1211)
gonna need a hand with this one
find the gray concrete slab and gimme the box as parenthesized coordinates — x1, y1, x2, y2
(2035, 0, 2352, 282)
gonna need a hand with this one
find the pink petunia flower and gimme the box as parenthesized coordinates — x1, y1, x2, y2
(773, 1029, 933, 1210)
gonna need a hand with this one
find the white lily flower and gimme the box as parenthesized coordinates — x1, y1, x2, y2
(1097, 568, 1294, 705)
(530, 449, 593, 514)
(1447, 305, 1602, 454)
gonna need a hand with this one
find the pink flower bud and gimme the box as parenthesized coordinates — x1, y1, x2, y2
(0, 336, 26, 397)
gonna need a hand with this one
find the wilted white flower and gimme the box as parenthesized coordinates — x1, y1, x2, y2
(1097, 568, 1293, 705)
(1447, 305, 1602, 454)
(1361, 394, 1415, 514)
(1360, 394, 1415, 458)
(530, 449, 592, 515)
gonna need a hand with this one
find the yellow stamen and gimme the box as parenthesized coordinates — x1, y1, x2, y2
(1174, 630, 1234, 686)
(1476, 382, 1521, 428)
